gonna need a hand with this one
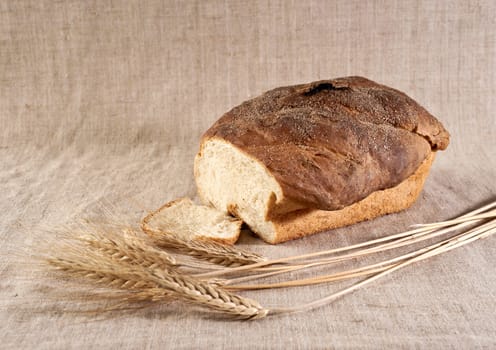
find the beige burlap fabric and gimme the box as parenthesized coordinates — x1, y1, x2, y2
(1, 1, 495, 348)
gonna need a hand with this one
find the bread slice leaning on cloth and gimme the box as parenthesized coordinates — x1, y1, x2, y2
(142, 197, 242, 244)
(194, 77, 450, 244)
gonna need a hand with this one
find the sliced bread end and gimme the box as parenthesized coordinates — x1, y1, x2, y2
(141, 197, 242, 245)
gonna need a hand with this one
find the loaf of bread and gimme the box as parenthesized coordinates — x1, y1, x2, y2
(194, 77, 450, 244)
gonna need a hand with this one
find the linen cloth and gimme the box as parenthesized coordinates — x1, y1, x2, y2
(1, 1, 495, 348)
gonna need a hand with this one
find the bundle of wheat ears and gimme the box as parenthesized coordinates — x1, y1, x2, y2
(46, 200, 496, 320)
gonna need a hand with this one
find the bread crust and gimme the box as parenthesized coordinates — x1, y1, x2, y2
(202, 77, 449, 212)
(267, 151, 436, 244)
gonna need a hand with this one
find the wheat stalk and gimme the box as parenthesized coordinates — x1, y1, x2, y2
(45, 199, 495, 319)
(212, 203, 496, 289)
(197, 202, 496, 279)
(269, 217, 496, 315)
(216, 209, 496, 287)
(227, 218, 496, 290)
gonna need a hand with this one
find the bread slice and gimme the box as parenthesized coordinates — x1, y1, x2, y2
(195, 138, 435, 244)
(141, 197, 242, 245)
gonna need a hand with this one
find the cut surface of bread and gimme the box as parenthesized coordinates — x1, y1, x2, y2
(141, 197, 242, 245)
(195, 138, 435, 244)
(195, 138, 295, 238)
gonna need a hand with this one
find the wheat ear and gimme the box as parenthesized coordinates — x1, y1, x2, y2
(48, 237, 268, 319)
(143, 225, 265, 267)
(78, 231, 177, 270)
(71, 225, 227, 271)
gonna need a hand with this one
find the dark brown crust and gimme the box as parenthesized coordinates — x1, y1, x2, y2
(269, 151, 435, 244)
(202, 77, 449, 211)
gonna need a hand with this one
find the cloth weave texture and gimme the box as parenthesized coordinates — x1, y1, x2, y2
(1, 1, 495, 348)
